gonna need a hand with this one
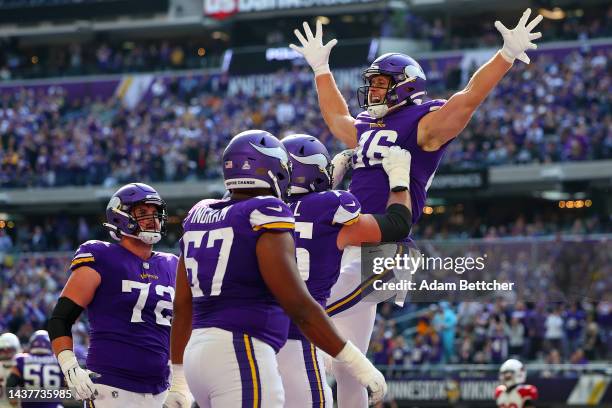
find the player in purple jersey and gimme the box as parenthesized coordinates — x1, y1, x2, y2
(6, 331, 62, 408)
(47, 183, 178, 408)
(165, 130, 387, 408)
(291, 11, 543, 406)
(276, 134, 412, 407)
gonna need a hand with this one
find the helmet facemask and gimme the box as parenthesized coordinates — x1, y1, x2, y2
(104, 198, 168, 245)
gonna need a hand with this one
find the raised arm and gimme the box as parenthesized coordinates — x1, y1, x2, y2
(418, 8, 543, 151)
(290, 21, 358, 148)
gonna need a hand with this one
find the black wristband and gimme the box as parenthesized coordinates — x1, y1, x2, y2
(373, 203, 413, 242)
(48, 297, 84, 341)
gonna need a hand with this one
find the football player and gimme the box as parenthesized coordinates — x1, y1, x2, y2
(48, 183, 178, 407)
(6, 331, 62, 408)
(495, 359, 538, 407)
(164, 130, 387, 408)
(0, 333, 21, 408)
(277, 134, 412, 407)
(291, 10, 543, 407)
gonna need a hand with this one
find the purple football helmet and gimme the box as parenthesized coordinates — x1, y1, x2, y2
(223, 130, 291, 199)
(103, 183, 167, 245)
(28, 330, 52, 355)
(357, 53, 427, 118)
(281, 134, 332, 194)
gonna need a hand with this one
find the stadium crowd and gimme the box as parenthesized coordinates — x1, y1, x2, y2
(0, 47, 610, 189)
(0, 4, 610, 80)
(372, 298, 611, 371)
(1, 248, 609, 366)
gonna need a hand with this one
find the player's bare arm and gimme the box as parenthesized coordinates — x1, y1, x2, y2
(418, 8, 543, 151)
(257, 230, 387, 404)
(257, 230, 345, 355)
(338, 146, 413, 248)
(170, 256, 192, 365)
(48, 265, 100, 401)
(290, 20, 358, 147)
(49, 266, 100, 356)
(165, 256, 193, 408)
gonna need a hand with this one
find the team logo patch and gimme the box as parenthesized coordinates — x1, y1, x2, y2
(224, 161, 233, 169)
(112, 391, 119, 398)
(242, 161, 251, 170)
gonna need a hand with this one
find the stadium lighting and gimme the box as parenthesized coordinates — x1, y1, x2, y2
(539, 7, 566, 20)
(197, 48, 206, 57)
(558, 201, 565, 208)
(585, 199, 592, 207)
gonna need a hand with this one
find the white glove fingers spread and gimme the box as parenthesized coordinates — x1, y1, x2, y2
(518, 8, 532, 27)
(494, 20, 509, 35)
(293, 29, 308, 47)
(517, 53, 530, 64)
(325, 38, 338, 51)
(302, 21, 314, 40)
(526, 13, 543, 31)
(529, 32, 542, 41)
(315, 19, 323, 40)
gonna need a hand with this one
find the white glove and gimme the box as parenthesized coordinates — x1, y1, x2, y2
(335, 341, 387, 405)
(57, 350, 97, 401)
(331, 149, 354, 188)
(495, 8, 543, 64)
(289, 20, 338, 76)
(163, 364, 192, 408)
(382, 146, 411, 191)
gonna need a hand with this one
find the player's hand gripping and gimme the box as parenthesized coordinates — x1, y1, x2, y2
(383, 146, 411, 191)
(290, 20, 338, 76)
(57, 350, 97, 400)
(335, 341, 387, 405)
(163, 364, 192, 408)
(495, 8, 543, 64)
(331, 149, 354, 188)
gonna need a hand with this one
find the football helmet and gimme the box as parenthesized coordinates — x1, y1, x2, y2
(0, 332, 21, 360)
(499, 358, 526, 387)
(357, 53, 427, 118)
(28, 330, 52, 355)
(103, 183, 167, 245)
(281, 134, 332, 194)
(223, 130, 291, 199)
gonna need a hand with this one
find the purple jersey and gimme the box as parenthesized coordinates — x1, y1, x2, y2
(351, 100, 449, 224)
(14, 353, 62, 408)
(181, 196, 295, 352)
(286, 190, 361, 339)
(70, 240, 178, 394)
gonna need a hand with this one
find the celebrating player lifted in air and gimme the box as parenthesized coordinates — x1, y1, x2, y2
(276, 135, 412, 407)
(165, 130, 387, 408)
(291, 8, 543, 407)
(48, 183, 178, 407)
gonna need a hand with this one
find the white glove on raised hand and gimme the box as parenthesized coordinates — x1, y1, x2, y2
(331, 149, 354, 188)
(382, 146, 411, 191)
(289, 20, 338, 77)
(57, 350, 97, 401)
(335, 341, 387, 405)
(163, 364, 193, 408)
(495, 8, 543, 64)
